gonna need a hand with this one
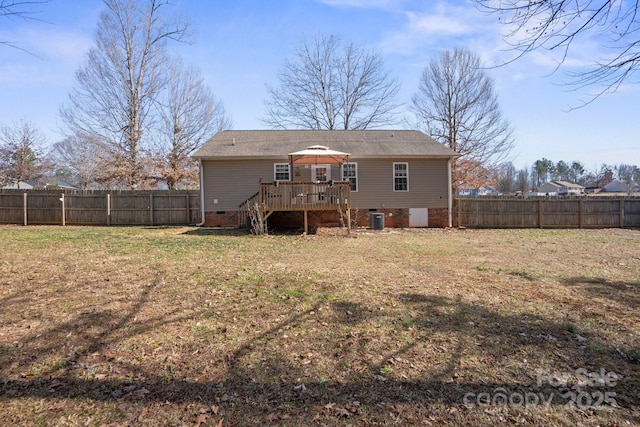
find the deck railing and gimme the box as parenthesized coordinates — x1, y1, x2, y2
(258, 181, 350, 211)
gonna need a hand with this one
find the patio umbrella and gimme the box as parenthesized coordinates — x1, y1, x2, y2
(288, 145, 350, 165)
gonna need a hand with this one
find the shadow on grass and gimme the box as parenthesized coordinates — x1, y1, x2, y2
(561, 276, 640, 309)
(2, 285, 639, 425)
(329, 301, 377, 325)
(0, 277, 194, 381)
(181, 227, 251, 237)
(0, 289, 33, 321)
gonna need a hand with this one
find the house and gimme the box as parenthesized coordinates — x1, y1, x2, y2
(602, 179, 639, 194)
(1, 179, 79, 190)
(456, 185, 496, 196)
(536, 180, 585, 196)
(192, 130, 459, 232)
(45, 179, 79, 190)
(1, 181, 35, 190)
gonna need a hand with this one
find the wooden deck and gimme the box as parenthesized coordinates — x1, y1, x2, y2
(240, 181, 351, 233)
(257, 181, 350, 211)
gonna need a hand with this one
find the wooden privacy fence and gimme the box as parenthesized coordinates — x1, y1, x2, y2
(0, 190, 201, 226)
(454, 197, 640, 228)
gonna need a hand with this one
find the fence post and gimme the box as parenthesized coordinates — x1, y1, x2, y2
(620, 199, 625, 228)
(107, 194, 111, 226)
(186, 192, 190, 224)
(538, 199, 543, 229)
(23, 192, 28, 226)
(60, 193, 65, 226)
(457, 198, 462, 227)
(579, 199, 583, 229)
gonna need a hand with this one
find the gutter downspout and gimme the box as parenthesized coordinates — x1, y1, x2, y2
(196, 157, 206, 226)
(448, 158, 453, 228)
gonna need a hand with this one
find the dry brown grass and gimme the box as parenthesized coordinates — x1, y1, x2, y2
(0, 225, 638, 426)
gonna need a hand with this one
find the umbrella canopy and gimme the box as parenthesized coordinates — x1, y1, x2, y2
(288, 145, 351, 165)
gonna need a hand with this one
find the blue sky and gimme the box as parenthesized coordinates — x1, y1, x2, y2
(0, 0, 638, 172)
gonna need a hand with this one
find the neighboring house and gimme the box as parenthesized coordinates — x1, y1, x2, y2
(602, 179, 639, 194)
(1, 179, 79, 190)
(42, 179, 80, 190)
(192, 130, 459, 231)
(1, 181, 35, 190)
(584, 186, 602, 194)
(536, 180, 585, 196)
(456, 185, 495, 196)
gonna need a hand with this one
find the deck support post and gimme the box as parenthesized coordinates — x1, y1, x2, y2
(304, 209, 308, 234)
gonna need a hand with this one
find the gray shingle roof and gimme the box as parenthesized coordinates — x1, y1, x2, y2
(552, 180, 585, 189)
(543, 180, 585, 189)
(192, 130, 458, 159)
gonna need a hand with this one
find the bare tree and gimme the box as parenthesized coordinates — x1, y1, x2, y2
(494, 161, 532, 194)
(0, 1, 46, 18)
(150, 61, 232, 189)
(616, 163, 640, 194)
(0, 120, 49, 187)
(495, 161, 516, 194)
(1, 1, 49, 52)
(475, 0, 640, 98)
(616, 163, 640, 182)
(48, 134, 106, 189)
(585, 163, 614, 187)
(60, 0, 189, 189)
(263, 34, 401, 130)
(412, 48, 514, 190)
(515, 167, 530, 194)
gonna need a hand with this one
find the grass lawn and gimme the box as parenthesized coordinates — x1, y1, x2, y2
(0, 225, 638, 426)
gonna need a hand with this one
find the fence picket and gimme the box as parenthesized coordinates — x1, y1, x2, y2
(454, 197, 639, 228)
(0, 190, 200, 226)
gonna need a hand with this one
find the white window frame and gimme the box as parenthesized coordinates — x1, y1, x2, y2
(393, 162, 409, 192)
(341, 163, 358, 192)
(311, 164, 331, 183)
(273, 163, 291, 181)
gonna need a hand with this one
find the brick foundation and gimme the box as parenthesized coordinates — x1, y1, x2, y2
(427, 208, 450, 228)
(350, 208, 409, 228)
(203, 207, 450, 230)
(352, 208, 450, 228)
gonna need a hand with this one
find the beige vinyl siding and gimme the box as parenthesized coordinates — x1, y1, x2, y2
(202, 157, 450, 211)
(349, 158, 449, 209)
(283, 163, 347, 183)
(291, 164, 312, 182)
(202, 159, 284, 211)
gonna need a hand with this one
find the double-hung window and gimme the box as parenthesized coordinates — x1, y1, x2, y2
(341, 163, 358, 192)
(393, 162, 408, 191)
(274, 163, 291, 181)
